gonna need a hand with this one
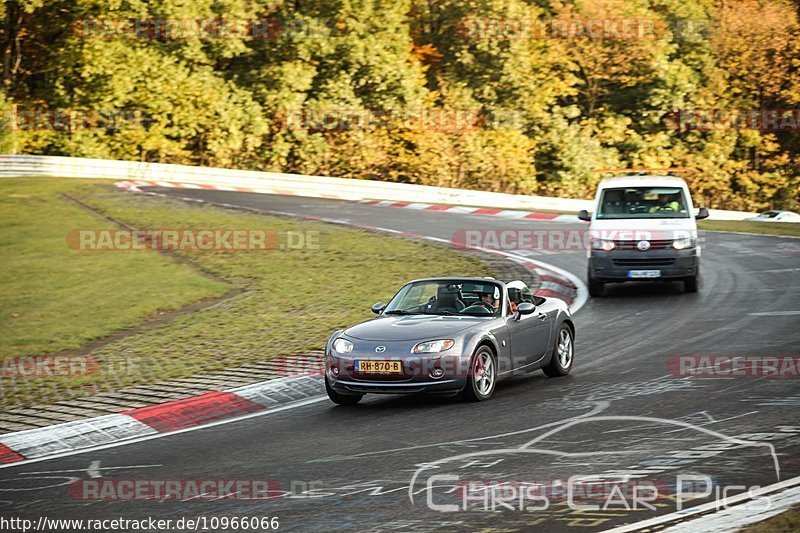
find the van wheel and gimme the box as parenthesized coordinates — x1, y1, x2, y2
(684, 274, 700, 293)
(588, 275, 604, 297)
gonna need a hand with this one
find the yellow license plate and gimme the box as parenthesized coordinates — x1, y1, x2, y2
(355, 360, 403, 373)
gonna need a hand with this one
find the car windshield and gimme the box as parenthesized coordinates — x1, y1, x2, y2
(757, 211, 780, 218)
(384, 280, 503, 317)
(597, 187, 690, 219)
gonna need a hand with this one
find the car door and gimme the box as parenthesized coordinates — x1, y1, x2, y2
(505, 302, 552, 372)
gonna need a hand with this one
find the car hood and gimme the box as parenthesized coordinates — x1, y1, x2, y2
(344, 315, 486, 341)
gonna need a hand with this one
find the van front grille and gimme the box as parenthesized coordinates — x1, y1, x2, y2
(613, 258, 675, 267)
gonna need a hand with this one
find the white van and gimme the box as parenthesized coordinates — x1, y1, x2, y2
(578, 175, 709, 297)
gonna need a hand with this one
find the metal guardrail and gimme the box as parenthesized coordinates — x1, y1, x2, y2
(0, 154, 754, 220)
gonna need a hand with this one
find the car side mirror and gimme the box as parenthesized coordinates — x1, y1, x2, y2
(371, 302, 386, 314)
(695, 207, 709, 220)
(515, 302, 536, 320)
(578, 210, 592, 221)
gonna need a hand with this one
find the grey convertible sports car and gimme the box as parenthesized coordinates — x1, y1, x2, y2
(324, 277, 575, 405)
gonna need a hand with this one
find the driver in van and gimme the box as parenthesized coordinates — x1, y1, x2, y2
(650, 194, 680, 213)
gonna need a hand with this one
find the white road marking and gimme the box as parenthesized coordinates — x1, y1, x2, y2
(519, 416, 780, 478)
(18, 464, 160, 475)
(748, 311, 800, 316)
(86, 461, 101, 478)
(310, 401, 610, 463)
(661, 485, 800, 532)
(604, 475, 800, 533)
(421, 236, 449, 244)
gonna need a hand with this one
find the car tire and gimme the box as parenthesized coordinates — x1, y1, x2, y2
(588, 275, 605, 297)
(459, 346, 497, 402)
(684, 274, 700, 293)
(325, 377, 363, 406)
(543, 324, 574, 377)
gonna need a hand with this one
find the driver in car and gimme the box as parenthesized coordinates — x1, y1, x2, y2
(479, 290, 499, 312)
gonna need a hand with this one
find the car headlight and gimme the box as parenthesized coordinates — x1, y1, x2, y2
(412, 339, 455, 354)
(592, 239, 616, 251)
(332, 338, 353, 353)
(672, 237, 695, 250)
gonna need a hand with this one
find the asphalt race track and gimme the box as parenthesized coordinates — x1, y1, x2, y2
(2, 189, 799, 532)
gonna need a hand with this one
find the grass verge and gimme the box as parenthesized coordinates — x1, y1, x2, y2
(1, 178, 491, 408)
(0, 178, 229, 356)
(698, 219, 800, 237)
(743, 507, 800, 532)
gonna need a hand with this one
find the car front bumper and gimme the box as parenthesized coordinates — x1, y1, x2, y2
(324, 352, 469, 396)
(589, 249, 699, 281)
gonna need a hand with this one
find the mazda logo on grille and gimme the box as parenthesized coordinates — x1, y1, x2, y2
(375, 346, 386, 353)
(637, 240, 651, 251)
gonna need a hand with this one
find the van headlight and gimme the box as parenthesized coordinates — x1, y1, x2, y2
(672, 237, 695, 250)
(332, 338, 354, 353)
(592, 239, 616, 251)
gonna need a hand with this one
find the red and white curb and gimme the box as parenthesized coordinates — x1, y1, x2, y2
(0, 375, 323, 466)
(358, 199, 578, 223)
(115, 180, 350, 201)
(114, 181, 579, 223)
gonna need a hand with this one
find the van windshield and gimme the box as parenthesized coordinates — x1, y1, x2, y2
(597, 187, 690, 219)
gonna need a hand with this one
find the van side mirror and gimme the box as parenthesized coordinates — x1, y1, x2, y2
(515, 302, 536, 320)
(371, 302, 386, 314)
(578, 210, 592, 221)
(696, 207, 709, 220)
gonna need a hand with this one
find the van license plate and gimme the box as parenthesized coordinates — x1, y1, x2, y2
(628, 270, 661, 279)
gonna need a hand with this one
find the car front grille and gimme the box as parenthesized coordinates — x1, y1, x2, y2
(351, 372, 414, 382)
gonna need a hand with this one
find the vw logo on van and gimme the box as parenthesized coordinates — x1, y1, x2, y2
(637, 240, 651, 251)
